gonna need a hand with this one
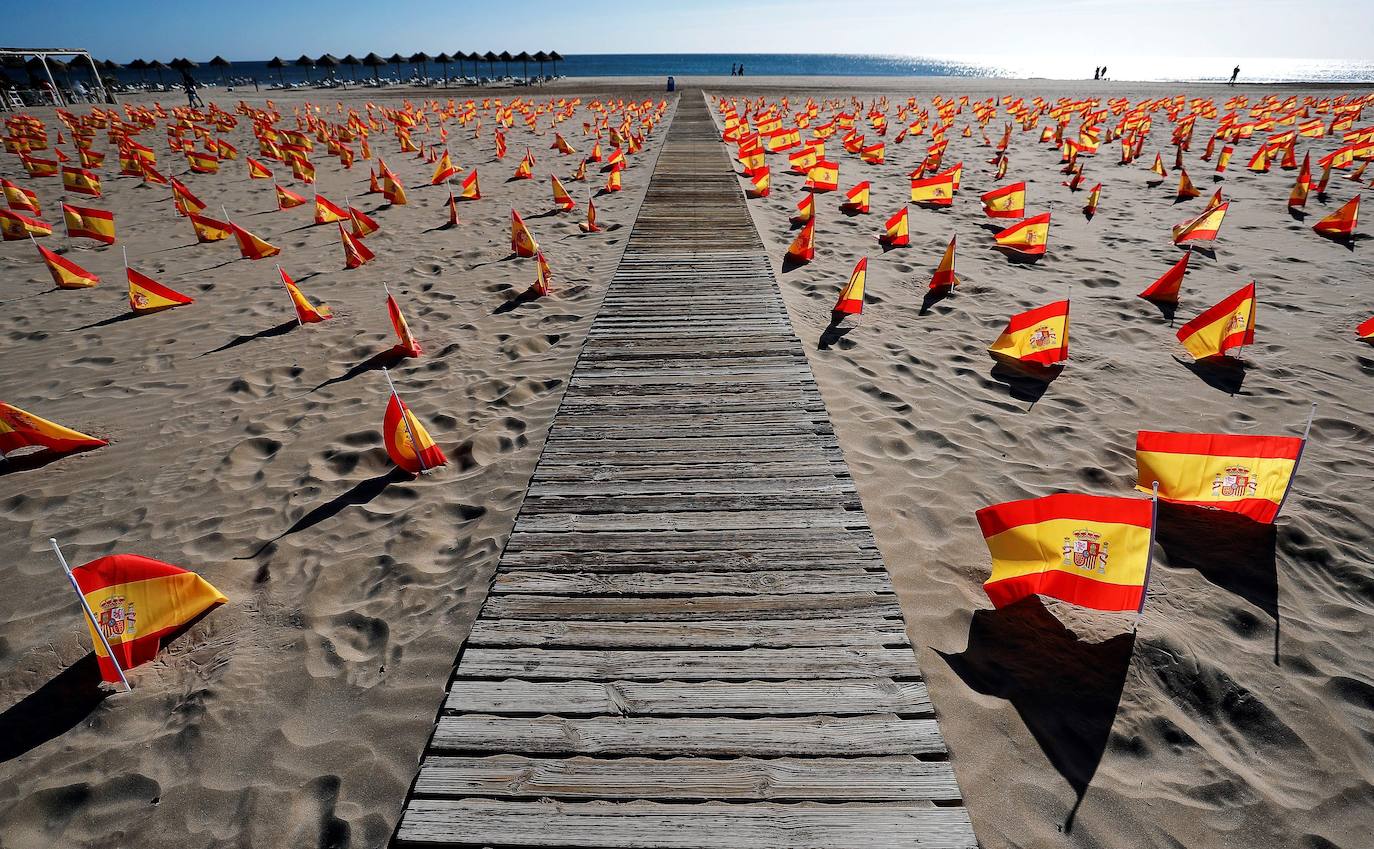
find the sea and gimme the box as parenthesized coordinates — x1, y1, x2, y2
(95, 53, 1374, 87)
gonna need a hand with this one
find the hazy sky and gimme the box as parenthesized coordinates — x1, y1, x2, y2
(7, 0, 1372, 62)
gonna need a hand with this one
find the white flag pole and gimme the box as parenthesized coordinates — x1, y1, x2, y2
(49, 538, 132, 692)
(1275, 402, 1317, 520)
(1135, 481, 1160, 634)
(382, 366, 429, 474)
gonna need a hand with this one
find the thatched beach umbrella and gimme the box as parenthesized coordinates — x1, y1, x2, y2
(387, 53, 405, 79)
(549, 50, 563, 78)
(317, 54, 340, 80)
(99, 59, 121, 86)
(482, 51, 497, 78)
(128, 58, 148, 83)
(295, 54, 316, 82)
(149, 60, 169, 86)
(266, 56, 286, 84)
(534, 50, 548, 81)
(434, 52, 453, 86)
(410, 51, 431, 82)
(363, 52, 385, 80)
(499, 50, 512, 78)
(515, 50, 532, 82)
(208, 55, 231, 85)
(342, 54, 361, 81)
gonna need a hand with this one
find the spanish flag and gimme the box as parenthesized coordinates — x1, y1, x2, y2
(579, 196, 601, 233)
(571, 159, 587, 182)
(910, 171, 954, 206)
(793, 193, 814, 224)
(21, 154, 59, 178)
(1288, 153, 1312, 209)
(460, 169, 481, 200)
(604, 168, 622, 193)
(37, 244, 100, 288)
(860, 142, 886, 164)
(748, 165, 770, 198)
(1138, 250, 1190, 303)
(977, 493, 1154, 612)
(1215, 145, 1234, 174)
(446, 191, 459, 228)
(61, 165, 102, 197)
(314, 194, 349, 225)
(62, 203, 116, 245)
(188, 212, 233, 243)
(350, 206, 379, 239)
(786, 217, 815, 263)
(511, 208, 539, 257)
(0, 208, 52, 239)
(432, 149, 458, 184)
(533, 251, 553, 297)
(1149, 152, 1167, 179)
(1172, 202, 1228, 245)
(231, 223, 281, 260)
(384, 391, 447, 475)
(513, 150, 534, 180)
(929, 235, 959, 289)
(552, 175, 576, 211)
(128, 267, 194, 313)
(993, 212, 1051, 256)
(247, 157, 273, 179)
(1313, 196, 1360, 239)
(1136, 430, 1304, 523)
(0, 401, 106, 457)
(1176, 282, 1255, 360)
(280, 267, 332, 323)
(1176, 168, 1201, 200)
(1083, 183, 1102, 217)
(879, 205, 909, 247)
(275, 183, 307, 210)
(68, 553, 227, 684)
(340, 222, 375, 268)
(1357, 315, 1374, 342)
(171, 178, 206, 216)
(842, 181, 870, 213)
(789, 146, 818, 174)
(834, 257, 866, 315)
(805, 159, 839, 192)
(382, 173, 408, 205)
(980, 182, 1025, 219)
(187, 150, 220, 174)
(3, 178, 41, 214)
(386, 290, 422, 357)
(989, 300, 1069, 365)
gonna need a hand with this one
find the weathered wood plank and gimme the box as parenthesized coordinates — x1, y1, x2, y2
(479, 593, 903, 621)
(513, 510, 864, 534)
(495, 550, 884, 573)
(412, 755, 960, 802)
(454, 647, 919, 681)
(466, 617, 908, 648)
(430, 715, 949, 757)
(491, 568, 889, 596)
(503, 529, 877, 553)
(526, 475, 854, 498)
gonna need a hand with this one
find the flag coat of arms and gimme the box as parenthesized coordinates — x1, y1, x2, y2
(980, 182, 1025, 218)
(977, 493, 1154, 611)
(989, 300, 1070, 365)
(127, 267, 194, 313)
(993, 212, 1051, 256)
(1136, 430, 1303, 523)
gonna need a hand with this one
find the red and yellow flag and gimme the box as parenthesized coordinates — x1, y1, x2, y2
(879, 205, 909, 246)
(382, 173, 408, 205)
(37, 244, 100, 288)
(0, 401, 106, 457)
(929, 235, 959, 289)
(384, 392, 447, 475)
(1083, 182, 1102, 217)
(62, 203, 116, 245)
(61, 165, 102, 196)
(993, 212, 1051, 256)
(350, 206, 379, 239)
(1176, 167, 1201, 200)
(786, 217, 815, 263)
(579, 196, 601, 233)
(805, 159, 839, 192)
(69, 553, 227, 684)
(340, 222, 375, 268)
(386, 290, 422, 357)
(910, 171, 954, 206)
(171, 178, 206, 216)
(513, 149, 534, 180)
(748, 165, 770, 198)
(2, 178, 40, 214)
(1313, 196, 1360, 239)
(989, 300, 1070, 365)
(980, 182, 1025, 218)
(0, 208, 52, 240)
(834, 257, 866, 315)
(1288, 153, 1311, 209)
(231, 223, 281, 260)
(552, 175, 575, 211)
(460, 169, 481, 199)
(314, 194, 349, 224)
(127, 267, 194, 313)
(280, 267, 332, 323)
(792, 192, 814, 224)
(1138, 250, 1190, 303)
(533, 251, 553, 297)
(977, 493, 1154, 612)
(247, 157, 273, 179)
(604, 169, 622, 193)
(842, 181, 870, 213)
(511, 208, 538, 257)
(1136, 430, 1303, 523)
(275, 183, 308, 210)
(189, 212, 233, 242)
(21, 154, 59, 178)
(1176, 282, 1255, 360)
(1171, 202, 1228, 245)
(432, 149, 458, 184)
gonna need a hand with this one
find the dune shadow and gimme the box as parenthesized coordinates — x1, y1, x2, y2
(199, 320, 297, 356)
(309, 348, 405, 394)
(818, 314, 856, 350)
(937, 598, 1135, 831)
(990, 356, 1062, 403)
(494, 287, 542, 314)
(1177, 355, 1247, 394)
(920, 286, 953, 315)
(239, 466, 410, 559)
(68, 311, 140, 331)
(1154, 501, 1279, 661)
(0, 653, 111, 763)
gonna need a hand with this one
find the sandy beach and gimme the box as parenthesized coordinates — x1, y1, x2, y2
(0, 74, 1371, 849)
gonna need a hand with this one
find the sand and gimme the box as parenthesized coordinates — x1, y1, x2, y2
(0, 85, 673, 847)
(714, 81, 1374, 848)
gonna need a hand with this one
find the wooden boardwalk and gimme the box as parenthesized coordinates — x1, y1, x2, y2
(394, 93, 977, 849)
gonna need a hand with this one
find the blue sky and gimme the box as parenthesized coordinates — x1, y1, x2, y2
(6, 0, 1372, 62)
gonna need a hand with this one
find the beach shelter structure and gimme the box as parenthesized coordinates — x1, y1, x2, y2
(482, 51, 498, 78)
(208, 55, 230, 85)
(362, 52, 385, 80)
(515, 51, 532, 81)
(266, 56, 286, 84)
(467, 52, 483, 81)
(127, 57, 148, 83)
(499, 50, 512, 78)
(341, 54, 361, 81)
(549, 50, 563, 77)
(534, 50, 548, 80)
(434, 53, 453, 86)
(148, 59, 169, 86)
(388, 53, 406, 79)
(0, 48, 109, 107)
(317, 54, 340, 80)
(295, 54, 316, 82)
(410, 52, 431, 82)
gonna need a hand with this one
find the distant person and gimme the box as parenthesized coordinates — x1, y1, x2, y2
(1094, 67, 1100, 80)
(1230, 65, 1240, 86)
(731, 63, 737, 76)
(739, 63, 745, 76)
(182, 69, 203, 107)
(1100, 66, 1107, 80)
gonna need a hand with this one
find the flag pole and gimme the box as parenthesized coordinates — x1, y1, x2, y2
(49, 538, 132, 692)
(382, 364, 429, 474)
(277, 264, 301, 326)
(1135, 481, 1160, 634)
(1275, 402, 1317, 519)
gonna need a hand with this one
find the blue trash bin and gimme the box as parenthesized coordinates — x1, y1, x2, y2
(667, 76, 676, 92)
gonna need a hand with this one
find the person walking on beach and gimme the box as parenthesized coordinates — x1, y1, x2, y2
(1100, 65, 1107, 80)
(738, 63, 745, 76)
(1230, 65, 1240, 86)
(182, 68, 203, 107)
(731, 63, 737, 76)
(1094, 67, 1100, 80)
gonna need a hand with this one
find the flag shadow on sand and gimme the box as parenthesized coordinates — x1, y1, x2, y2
(0, 653, 109, 763)
(937, 597, 1135, 831)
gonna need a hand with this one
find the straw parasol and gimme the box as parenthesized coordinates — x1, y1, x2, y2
(266, 56, 286, 84)
(549, 50, 563, 78)
(533, 50, 548, 81)
(362, 52, 385, 80)
(208, 55, 231, 85)
(515, 50, 532, 82)
(149, 60, 169, 86)
(341, 54, 361, 81)
(410, 51, 431, 82)
(317, 54, 340, 79)
(499, 50, 512, 78)
(434, 52, 453, 86)
(127, 58, 148, 83)
(482, 51, 497, 78)
(387, 53, 406, 79)
(295, 54, 316, 83)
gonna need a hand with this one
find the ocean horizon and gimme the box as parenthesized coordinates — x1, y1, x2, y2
(88, 52, 1374, 86)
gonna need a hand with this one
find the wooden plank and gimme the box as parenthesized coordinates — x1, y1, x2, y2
(479, 593, 903, 621)
(495, 550, 883, 573)
(444, 679, 930, 717)
(397, 799, 977, 848)
(503, 529, 876, 553)
(453, 647, 920, 681)
(491, 568, 890, 596)
(526, 475, 854, 498)
(466, 617, 908, 648)
(429, 715, 949, 757)
(512, 510, 864, 535)
(412, 755, 961, 802)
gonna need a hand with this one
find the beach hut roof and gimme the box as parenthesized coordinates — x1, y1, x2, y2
(149, 60, 170, 70)
(101, 59, 123, 70)
(317, 54, 340, 66)
(434, 52, 453, 63)
(410, 51, 431, 63)
(483, 51, 498, 62)
(515, 51, 533, 62)
(266, 56, 285, 69)
(342, 54, 361, 66)
(499, 50, 513, 62)
(387, 52, 406, 64)
(295, 54, 316, 67)
(533, 51, 549, 62)
(549, 51, 564, 61)
(128, 58, 148, 70)
(466, 51, 483, 62)
(362, 52, 385, 66)
(208, 55, 231, 68)
(177, 57, 199, 68)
